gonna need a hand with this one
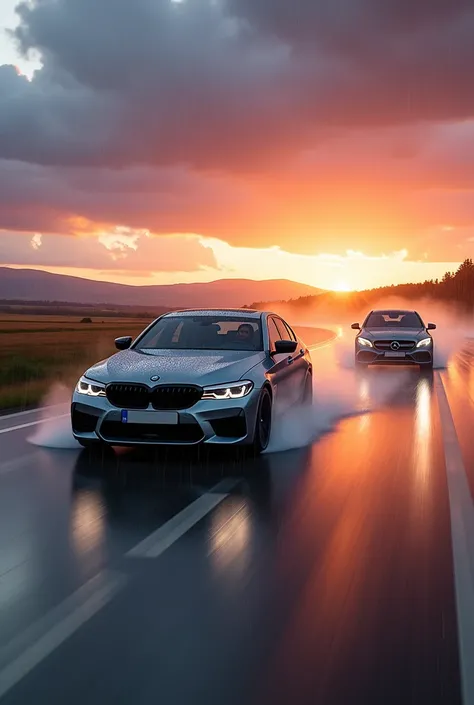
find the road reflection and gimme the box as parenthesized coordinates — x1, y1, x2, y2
(1, 358, 454, 705)
(71, 445, 313, 559)
(208, 502, 252, 578)
(70, 488, 106, 558)
(413, 376, 432, 487)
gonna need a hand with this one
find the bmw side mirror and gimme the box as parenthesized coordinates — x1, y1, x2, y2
(274, 340, 297, 354)
(115, 336, 133, 350)
(351, 323, 360, 329)
(427, 323, 436, 330)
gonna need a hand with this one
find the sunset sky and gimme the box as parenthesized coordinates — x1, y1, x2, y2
(1, 0, 473, 291)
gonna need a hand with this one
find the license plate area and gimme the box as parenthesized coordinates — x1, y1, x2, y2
(121, 410, 178, 424)
(384, 351, 406, 358)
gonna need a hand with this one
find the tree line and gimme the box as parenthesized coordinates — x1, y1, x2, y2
(247, 259, 474, 313)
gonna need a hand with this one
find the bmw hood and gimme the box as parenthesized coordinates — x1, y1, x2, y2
(361, 327, 426, 340)
(85, 349, 266, 386)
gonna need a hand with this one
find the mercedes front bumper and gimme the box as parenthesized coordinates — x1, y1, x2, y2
(355, 339, 433, 366)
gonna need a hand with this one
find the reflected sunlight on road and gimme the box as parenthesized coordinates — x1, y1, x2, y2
(357, 413, 371, 433)
(358, 376, 371, 407)
(413, 377, 432, 502)
(208, 501, 252, 578)
(70, 489, 106, 560)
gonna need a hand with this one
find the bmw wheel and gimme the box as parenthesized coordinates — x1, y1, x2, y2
(77, 438, 111, 457)
(253, 388, 273, 454)
(78, 439, 101, 448)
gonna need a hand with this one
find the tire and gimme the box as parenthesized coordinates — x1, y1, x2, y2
(78, 438, 102, 448)
(252, 388, 273, 455)
(302, 373, 313, 405)
(77, 439, 113, 458)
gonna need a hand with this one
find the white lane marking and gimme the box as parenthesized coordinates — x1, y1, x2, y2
(0, 570, 127, 700)
(0, 453, 40, 477)
(435, 371, 474, 705)
(0, 414, 69, 435)
(0, 404, 66, 422)
(126, 479, 239, 559)
(127, 492, 229, 558)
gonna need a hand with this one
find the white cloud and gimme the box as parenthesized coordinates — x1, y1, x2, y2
(0, 229, 216, 272)
(201, 238, 458, 289)
(0, 0, 42, 78)
(0, 228, 461, 289)
(97, 226, 149, 260)
(30, 232, 42, 250)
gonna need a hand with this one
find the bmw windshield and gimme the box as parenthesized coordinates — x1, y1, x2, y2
(134, 315, 263, 351)
(364, 311, 423, 328)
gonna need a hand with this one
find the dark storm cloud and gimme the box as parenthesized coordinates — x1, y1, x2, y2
(0, 159, 251, 235)
(3, 113, 474, 255)
(1, 0, 473, 170)
(226, 0, 470, 44)
(4, 0, 297, 169)
(2, 0, 474, 269)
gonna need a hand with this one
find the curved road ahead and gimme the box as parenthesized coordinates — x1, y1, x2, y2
(1, 336, 474, 704)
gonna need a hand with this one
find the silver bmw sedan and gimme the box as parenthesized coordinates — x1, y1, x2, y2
(71, 308, 313, 453)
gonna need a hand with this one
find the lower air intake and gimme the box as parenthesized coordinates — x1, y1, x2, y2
(71, 406, 99, 433)
(413, 351, 432, 363)
(210, 413, 247, 438)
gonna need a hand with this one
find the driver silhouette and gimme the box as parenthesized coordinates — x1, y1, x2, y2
(236, 323, 254, 343)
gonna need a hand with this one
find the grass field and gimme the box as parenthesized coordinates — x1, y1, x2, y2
(0, 314, 149, 411)
(0, 315, 335, 412)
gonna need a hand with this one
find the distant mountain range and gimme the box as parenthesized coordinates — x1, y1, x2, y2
(0, 267, 323, 308)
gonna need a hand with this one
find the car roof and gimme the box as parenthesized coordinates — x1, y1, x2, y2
(164, 308, 262, 319)
(370, 309, 417, 314)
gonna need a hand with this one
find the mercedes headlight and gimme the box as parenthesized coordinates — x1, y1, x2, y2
(76, 376, 106, 397)
(416, 338, 432, 348)
(357, 337, 373, 348)
(202, 380, 254, 400)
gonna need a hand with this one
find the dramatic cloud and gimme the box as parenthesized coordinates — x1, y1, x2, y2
(1, 0, 474, 284)
(2, 0, 295, 170)
(0, 159, 254, 239)
(0, 228, 216, 272)
(203, 238, 460, 290)
(2, 123, 474, 262)
(0, 228, 457, 290)
(1, 0, 474, 170)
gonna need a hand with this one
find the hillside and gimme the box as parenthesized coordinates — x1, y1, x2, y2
(0, 268, 323, 308)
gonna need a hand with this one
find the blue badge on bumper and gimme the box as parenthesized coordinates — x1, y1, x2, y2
(121, 410, 128, 423)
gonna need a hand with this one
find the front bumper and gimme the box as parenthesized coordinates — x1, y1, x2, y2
(71, 388, 262, 446)
(355, 346, 433, 366)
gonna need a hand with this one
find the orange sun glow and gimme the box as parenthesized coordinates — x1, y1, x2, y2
(332, 280, 352, 292)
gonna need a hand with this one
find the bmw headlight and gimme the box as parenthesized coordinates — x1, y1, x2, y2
(416, 338, 432, 348)
(202, 380, 254, 400)
(357, 337, 373, 348)
(76, 376, 106, 397)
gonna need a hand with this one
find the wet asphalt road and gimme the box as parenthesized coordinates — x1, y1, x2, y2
(2, 345, 474, 704)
